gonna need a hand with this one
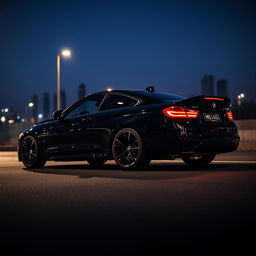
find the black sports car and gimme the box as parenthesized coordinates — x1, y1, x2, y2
(18, 87, 240, 169)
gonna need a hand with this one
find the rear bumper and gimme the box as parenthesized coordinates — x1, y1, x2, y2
(180, 123, 240, 153)
(146, 120, 240, 157)
(181, 135, 240, 154)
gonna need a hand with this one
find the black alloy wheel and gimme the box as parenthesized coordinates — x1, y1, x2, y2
(181, 153, 216, 167)
(112, 128, 150, 169)
(20, 136, 46, 168)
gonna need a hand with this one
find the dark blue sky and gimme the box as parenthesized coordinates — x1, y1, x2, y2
(0, 0, 255, 114)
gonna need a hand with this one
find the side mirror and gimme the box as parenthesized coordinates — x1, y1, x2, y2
(52, 110, 63, 120)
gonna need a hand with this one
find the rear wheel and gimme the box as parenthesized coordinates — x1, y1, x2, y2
(182, 153, 216, 167)
(20, 136, 46, 168)
(112, 128, 150, 170)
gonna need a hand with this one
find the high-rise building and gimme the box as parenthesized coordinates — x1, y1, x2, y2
(31, 94, 38, 123)
(201, 75, 214, 96)
(78, 83, 86, 100)
(53, 89, 66, 111)
(43, 92, 50, 120)
(216, 79, 228, 98)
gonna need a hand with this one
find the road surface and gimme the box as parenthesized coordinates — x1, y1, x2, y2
(0, 151, 256, 255)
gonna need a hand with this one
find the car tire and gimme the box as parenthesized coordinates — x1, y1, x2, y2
(87, 158, 107, 167)
(20, 135, 46, 168)
(112, 128, 150, 170)
(182, 153, 216, 167)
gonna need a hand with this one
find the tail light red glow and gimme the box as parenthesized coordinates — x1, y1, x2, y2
(226, 111, 233, 120)
(162, 106, 199, 119)
(204, 97, 224, 101)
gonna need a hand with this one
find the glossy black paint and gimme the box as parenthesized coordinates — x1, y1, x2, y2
(18, 90, 240, 164)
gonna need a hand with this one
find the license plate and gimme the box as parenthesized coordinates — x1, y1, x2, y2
(203, 113, 221, 122)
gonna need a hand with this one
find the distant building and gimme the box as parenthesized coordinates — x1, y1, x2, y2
(201, 75, 214, 96)
(53, 89, 66, 111)
(216, 79, 228, 98)
(31, 94, 38, 123)
(43, 92, 50, 120)
(78, 83, 86, 100)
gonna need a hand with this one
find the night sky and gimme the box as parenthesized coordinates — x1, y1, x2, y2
(1, 0, 255, 115)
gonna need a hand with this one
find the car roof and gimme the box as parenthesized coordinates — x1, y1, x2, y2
(92, 89, 186, 103)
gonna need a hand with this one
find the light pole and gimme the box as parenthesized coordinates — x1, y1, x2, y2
(57, 49, 71, 110)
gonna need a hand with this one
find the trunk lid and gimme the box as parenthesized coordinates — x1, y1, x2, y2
(176, 95, 232, 123)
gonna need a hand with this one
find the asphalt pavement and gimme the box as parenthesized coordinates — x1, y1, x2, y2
(0, 151, 256, 255)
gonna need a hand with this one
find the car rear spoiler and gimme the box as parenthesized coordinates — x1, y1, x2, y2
(177, 95, 231, 107)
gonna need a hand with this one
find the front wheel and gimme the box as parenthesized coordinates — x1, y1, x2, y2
(20, 136, 46, 168)
(112, 128, 150, 170)
(182, 153, 216, 167)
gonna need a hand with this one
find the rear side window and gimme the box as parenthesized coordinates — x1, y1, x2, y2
(100, 94, 139, 111)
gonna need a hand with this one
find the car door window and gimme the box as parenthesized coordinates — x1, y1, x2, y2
(100, 94, 139, 111)
(64, 94, 105, 119)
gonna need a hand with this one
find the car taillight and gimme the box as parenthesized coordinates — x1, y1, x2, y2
(226, 111, 233, 120)
(162, 106, 199, 119)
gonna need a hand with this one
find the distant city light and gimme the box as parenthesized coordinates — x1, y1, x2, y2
(4, 108, 8, 112)
(17, 115, 21, 120)
(61, 49, 71, 57)
(106, 88, 113, 92)
(8, 120, 15, 124)
(1, 116, 6, 122)
(21, 118, 25, 123)
(38, 114, 43, 119)
(28, 102, 34, 107)
(237, 93, 245, 106)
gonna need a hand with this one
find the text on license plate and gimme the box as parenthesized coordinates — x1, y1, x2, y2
(203, 113, 221, 122)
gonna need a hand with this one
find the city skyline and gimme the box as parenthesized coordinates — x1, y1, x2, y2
(0, 74, 250, 119)
(0, 0, 255, 115)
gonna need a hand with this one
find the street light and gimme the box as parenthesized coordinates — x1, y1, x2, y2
(57, 49, 72, 110)
(26, 102, 34, 123)
(236, 93, 245, 106)
(38, 114, 43, 120)
(61, 50, 71, 57)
